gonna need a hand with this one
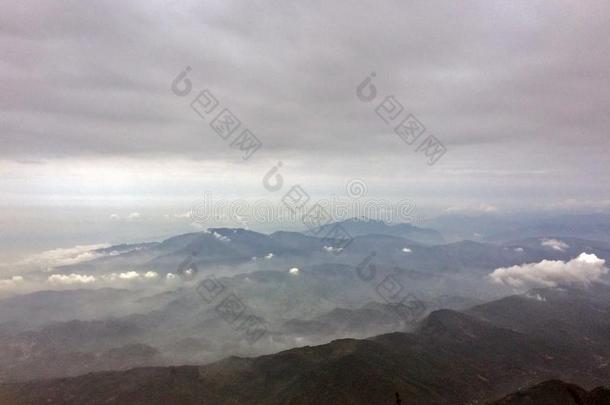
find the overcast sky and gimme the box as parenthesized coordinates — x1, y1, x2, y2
(1, 0, 610, 257)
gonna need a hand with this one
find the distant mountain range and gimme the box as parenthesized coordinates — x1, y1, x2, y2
(2, 217, 610, 403)
(42, 220, 610, 282)
(314, 217, 445, 245)
(426, 213, 610, 243)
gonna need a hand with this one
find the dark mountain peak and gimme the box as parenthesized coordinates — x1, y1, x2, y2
(589, 386, 610, 404)
(104, 343, 159, 360)
(421, 309, 475, 330)
(370, 331, 416, 347)
(491, 379, 610, 404)
(419, 309, 512, 343)
(423, 308, 475, 324)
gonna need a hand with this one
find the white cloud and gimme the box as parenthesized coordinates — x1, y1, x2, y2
(212, 231, 231, 242)
(166, 273, 177, 280)
(478, 203, 498, 213)
(402, 247, 412, 253)
(48, 273, 96, 285)
(489, 252, 608, 290)
(524, 292, 547, 301)
(264, 253, 274, 259)
(20, 244, 110, 270)
(127, 212, 141, 220)
(109, 213, 120, 220)
(119, 271, 140, 280)
(445, 203, 498, 213)
(173, 211, 191, 219)
(102, 271, 159, 282)
(541, 238, 569, 252)
(514, 247, 524, 252)
(0, 275, 25, 289)
(289, 267, 300, 275)
(323, 246, 343, 253)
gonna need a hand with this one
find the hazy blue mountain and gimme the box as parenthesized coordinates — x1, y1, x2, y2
(49, 224, 610, 287)
(486, 214, 610, 244)
(313, 218, 445, 245)
(423, 213, 610, 244)
(0, 288, 148, 331)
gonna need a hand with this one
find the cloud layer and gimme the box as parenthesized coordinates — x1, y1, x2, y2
(1, 0, 610, 215)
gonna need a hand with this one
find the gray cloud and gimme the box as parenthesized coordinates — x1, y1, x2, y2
(1, 0, 609, 212)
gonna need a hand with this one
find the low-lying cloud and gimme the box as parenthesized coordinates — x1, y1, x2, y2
(48, 273, 97, 285)
(489, 252, 608, 289)
(19, 244, 110, 270)
(46, 270, 162, 286)
(103, 271, 159, 281)
(541, 238, 570, 252)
